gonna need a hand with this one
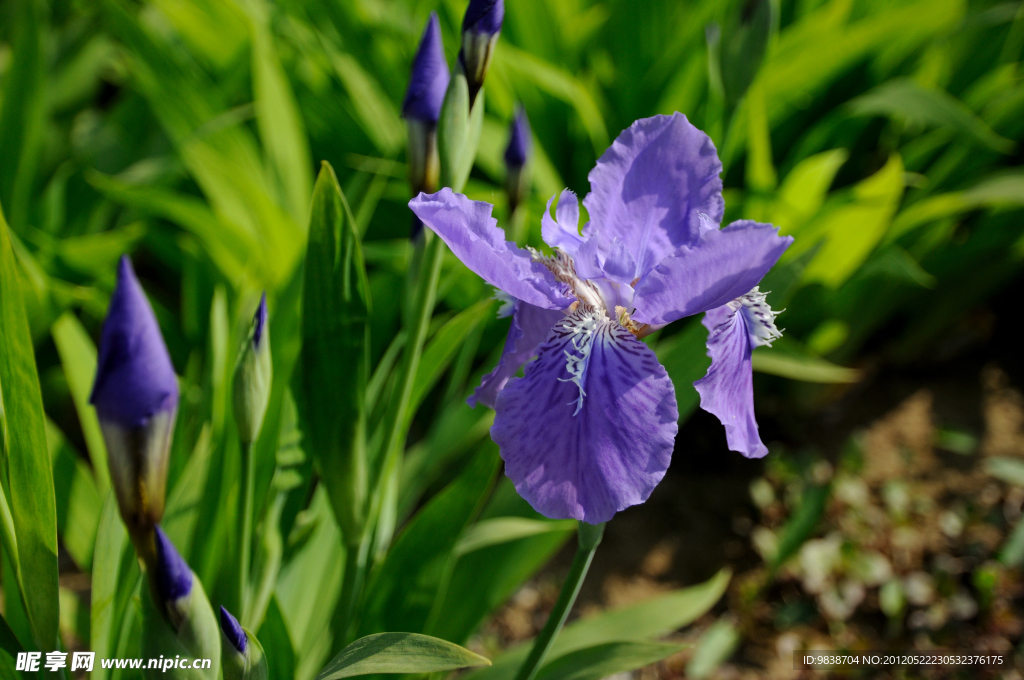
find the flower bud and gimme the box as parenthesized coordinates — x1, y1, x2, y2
(91, 256, 178, 542)
(405, 12, 450, 236)
(219, 607, 268, 680)
(459, 0, 503, 104)
(141, 527, 220, 680)
(233, 293, 272, 446)
(504, 107, 532, 214)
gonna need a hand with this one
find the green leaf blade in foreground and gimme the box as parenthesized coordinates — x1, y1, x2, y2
(464, 568, 730, 680)
(536, 641, 684, 680)
(0, 207, 59, 651)
(315, 632, 490, 680)
(301, 161, 371, 543)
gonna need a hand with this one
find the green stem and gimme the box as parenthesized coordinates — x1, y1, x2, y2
(514, 522, 605, 680)
(239, 440, 255, 620)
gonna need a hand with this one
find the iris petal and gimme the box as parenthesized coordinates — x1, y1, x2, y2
(410, 189, 571, 310)
(632, 220, 792, 326)
(693, 303, 768, 459)
(469, 300, 564, 408)
(582, 113, 724, 282)
(492, 310, 678, 523)
(541, 189, 584, 255)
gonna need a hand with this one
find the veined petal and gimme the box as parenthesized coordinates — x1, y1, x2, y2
(410, 189, 571, 310)
(541, 189, 583, 255)
(492, 310, 678, 523)
(693, 302, 768, 459)
(469, 300, 564, 408)
(574, 233, 636, 284)
(632, 220, 792, 326)
(582, 113, 724, 281)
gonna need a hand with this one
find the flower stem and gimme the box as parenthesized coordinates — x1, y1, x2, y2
(514, 522, 605, 680)
(239, 440, 255, 622)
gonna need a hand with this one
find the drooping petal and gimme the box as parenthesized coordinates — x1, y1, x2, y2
(693, 302, 768, 459)
(492, 310, 678, 523)
(582, 113, 724, 281)
(632, 220, 792, 326)
(410, 189, 571, 310)
(468, 300, 564, 408)
(541, 189, 584, 255)
(91, 256, 179, 427)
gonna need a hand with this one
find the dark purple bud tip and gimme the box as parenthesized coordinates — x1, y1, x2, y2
(403, 12, 450, 124)
(154, 526, 192, 603)
(462, 0, 504, 36)
(90, 255, 179, 427)
(253, 293, 268, 349)
(504, 107, 532, 168)
(219, 606, 248, 654)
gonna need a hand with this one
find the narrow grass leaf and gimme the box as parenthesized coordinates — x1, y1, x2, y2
(536, 641, 683, 680)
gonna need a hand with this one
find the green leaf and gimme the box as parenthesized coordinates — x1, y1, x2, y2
(90, 493, 134, 680)
(686, 619, 740, 679)
(315, 632, 490, 680)
(887, 173, 1024, 243)
(464, 568, 730, 680)
(770, 483, 830, 573)
(245, 3, 313, 224)
(0, 610, 22, 680)
(409, 299, 494, 418)
(773, 149, 849, 235)
(454, 518, 577, 556)
(799, 154, 905, 287)
(51, 313, 111, 492)
(48, 421, 101, 570)
(258, 597, 296, 680)
(655, 320, 710, 424)
(0, 205, 59, 651)
(536, 641, 683, 680)
(359, 446, 499, 636)
(301, 161, 370, 543)
(986, 457, 1024, 486)
(751, 348, 861, 383)
(849, 79, 1014, 154)
(720, 0, 775, 106)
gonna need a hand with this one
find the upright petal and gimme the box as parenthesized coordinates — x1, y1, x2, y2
(632, 220, 792, 326)
(91, 256, 179, 427)
(541, 189, 584, 255)
(582, 113, 724, 281)
(492, 310, 678, 523)
(410, 189, 571, 310)
(469, 301, 564, 408)
(693, 302, 768, 459)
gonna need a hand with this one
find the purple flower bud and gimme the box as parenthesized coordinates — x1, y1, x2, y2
(92, 256, 178, 536)
(459, 0, 503, 104)
(90, 256, 179, 427)
(462, 0, 504, 37)
(504, 107, 531, 169)
(402, 13, 450, 124)
(219, 606, 248, 654)
(253, 292, 267, 350)
(154, 526, 192, 604)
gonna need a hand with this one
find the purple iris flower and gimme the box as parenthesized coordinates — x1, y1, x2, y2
(410, 113, 792, 523)
(219, 606, 248, 654)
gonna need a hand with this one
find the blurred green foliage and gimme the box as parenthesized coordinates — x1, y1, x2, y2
(2, 0, 1024, 677)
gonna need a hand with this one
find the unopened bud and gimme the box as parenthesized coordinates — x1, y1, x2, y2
(459, 0, 503, 104)
(233, 293, 272, 446)
(91, 256, 178, 542)
(504, 107, 532, 213)
(219, 607, 268, 680)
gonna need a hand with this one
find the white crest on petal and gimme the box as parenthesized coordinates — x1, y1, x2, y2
(734, 286, 783, 348)
(556, 308, 602, 415)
